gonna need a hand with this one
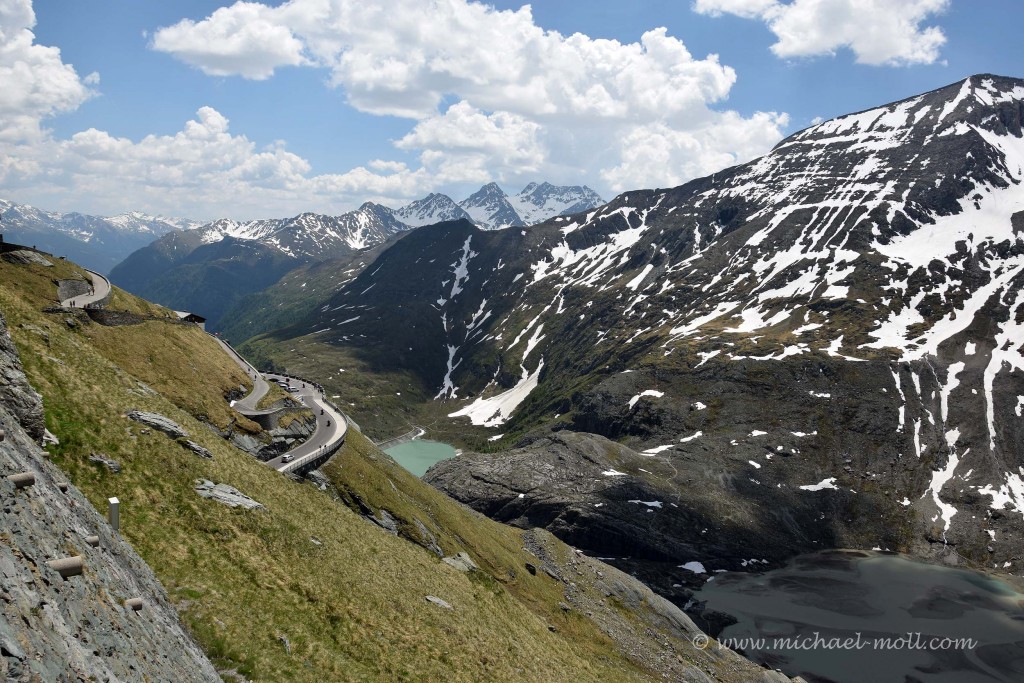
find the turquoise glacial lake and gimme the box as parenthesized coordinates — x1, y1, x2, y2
(385, 439, 457, 477)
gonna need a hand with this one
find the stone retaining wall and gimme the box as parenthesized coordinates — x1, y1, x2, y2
(56, 278, 92, 302)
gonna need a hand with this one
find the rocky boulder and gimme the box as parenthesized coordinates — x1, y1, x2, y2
(181, 440, 214, 459)
(194, 480, 265, 510)
(127, 410, 188, 439)
(442, 552, 479, 572)
(87, 452, 122, 473)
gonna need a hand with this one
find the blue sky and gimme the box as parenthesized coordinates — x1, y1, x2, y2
(2, 0, 1022, 220)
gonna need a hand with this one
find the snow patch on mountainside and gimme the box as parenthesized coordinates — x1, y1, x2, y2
(448, 359, 544, 427)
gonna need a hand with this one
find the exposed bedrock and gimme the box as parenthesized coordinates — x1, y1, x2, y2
(428, 350, 1024, 602)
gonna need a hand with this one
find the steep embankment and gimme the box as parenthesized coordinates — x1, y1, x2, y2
(0, 255, 785, 681)
(0, 308, 218, 681)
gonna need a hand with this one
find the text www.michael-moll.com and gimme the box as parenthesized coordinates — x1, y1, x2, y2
(691, 631, 979, 652)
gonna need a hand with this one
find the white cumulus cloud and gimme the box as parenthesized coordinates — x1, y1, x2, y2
(2, 0, 790, 219)
(150, 2, 308, 79)
(149, 0, 787, 197)
(1, 105, 429, 219)
(694, 0, 950, 66)
(396, 101, 545, 183)
(0, 0, 96, 142)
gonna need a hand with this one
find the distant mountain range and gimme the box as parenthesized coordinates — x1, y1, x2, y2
(96, 181, 603, 329)
(1, 181, 602, 277)
(0, 200, 201, 273)
(394, 181, 604, 230)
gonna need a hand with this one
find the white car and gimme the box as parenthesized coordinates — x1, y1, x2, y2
(281, 454, 294, 463)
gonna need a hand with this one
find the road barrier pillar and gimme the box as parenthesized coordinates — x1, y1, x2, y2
(108, 497, 120, 532)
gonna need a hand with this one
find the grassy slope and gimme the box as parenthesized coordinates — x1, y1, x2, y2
(0, 258, 671, 682)
(218, 242, 394, 344)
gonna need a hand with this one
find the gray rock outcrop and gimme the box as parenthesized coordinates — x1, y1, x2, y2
(414, 519, 443, 557)
(0, 312, 219, 682)
(425, 430, 808, 600)
(2, 249, 52, 267)
(371, 509, 399, 535)
(442, 552, 478, 572)
(425, 595, 453, 610)
(87, 452, 121, 473)
(181, 440, 213, 459)
(0, 312, 45, 441)
(194, 480, 265, 510)
(127, 410, 188, 439)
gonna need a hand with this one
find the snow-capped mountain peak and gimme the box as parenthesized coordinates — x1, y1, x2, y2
(454, 181, 605, 230)
(509, 182, 604, 226)
(458, 183, 523, 230)
(396, 193, 472, 227)
(105, 210, 204, 234)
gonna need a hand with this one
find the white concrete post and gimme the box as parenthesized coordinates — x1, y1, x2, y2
(108, 497, 120, 532)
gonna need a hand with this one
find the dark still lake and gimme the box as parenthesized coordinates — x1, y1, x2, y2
(694, 550, 1024, 683)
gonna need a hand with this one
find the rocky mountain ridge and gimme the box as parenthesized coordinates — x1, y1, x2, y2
(106, 181, 602, 332)
(190, 202, 409, 261)
(254, 74, 1024, 593)
(394, 193, 473, 227)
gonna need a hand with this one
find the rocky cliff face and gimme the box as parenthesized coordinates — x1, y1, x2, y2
(0, 311, 219, 682)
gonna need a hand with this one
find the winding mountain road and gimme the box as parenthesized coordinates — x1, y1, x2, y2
(61, 269, 111, 308)
(215, 338, 270, 411)
(263, 374, 347, 472)
(214, 336, 346, 473)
